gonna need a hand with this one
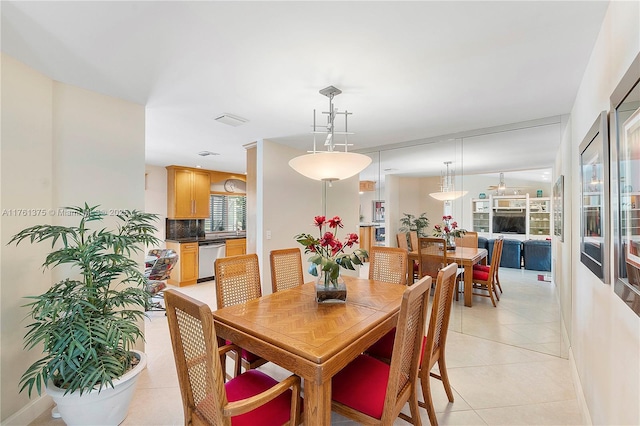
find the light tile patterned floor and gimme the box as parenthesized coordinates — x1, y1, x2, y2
(31, 268, 584, 425)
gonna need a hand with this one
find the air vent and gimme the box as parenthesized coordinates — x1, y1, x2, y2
(198, 151, 220, 157)
(214, 114, 249, 127)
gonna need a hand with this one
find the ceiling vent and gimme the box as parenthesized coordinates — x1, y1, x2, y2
(214, 113, 249, 127)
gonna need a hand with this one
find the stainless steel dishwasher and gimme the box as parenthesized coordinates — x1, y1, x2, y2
(198, 241, 226, 282)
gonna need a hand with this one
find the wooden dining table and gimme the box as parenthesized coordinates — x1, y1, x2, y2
(408, 246, 488, 307)
(212, 275, 409, 425)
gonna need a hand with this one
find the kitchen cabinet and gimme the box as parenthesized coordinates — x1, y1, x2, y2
(167, 166, 210, 219)
(166, 242, 198, 286)
(225, 238, 246, 257)
(359, 226, 374, 255)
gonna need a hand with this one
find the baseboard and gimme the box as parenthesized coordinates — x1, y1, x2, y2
(1, 394, 54, 426)
(569, 349, 592, 425)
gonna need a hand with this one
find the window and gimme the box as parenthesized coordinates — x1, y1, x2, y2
(205, 195, 246, 232)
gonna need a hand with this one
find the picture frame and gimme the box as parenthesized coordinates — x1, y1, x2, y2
(610, 52, 640, 315)
(579, 111, 609, 283)
(553, 175, 564, 242)
(372, 200, 385, 223)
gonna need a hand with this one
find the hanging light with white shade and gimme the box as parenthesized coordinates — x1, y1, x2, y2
(429, 161, 468, 201)
(288, 86, 372, 183)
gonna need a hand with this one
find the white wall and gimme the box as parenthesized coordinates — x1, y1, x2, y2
(0, 54, 146, 423)
(563, 2, 640, 424)
(144, 165, 168, 245)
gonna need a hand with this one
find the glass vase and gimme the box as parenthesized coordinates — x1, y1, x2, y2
(315, 270, 347, 303)
(445, 234, 456, 251)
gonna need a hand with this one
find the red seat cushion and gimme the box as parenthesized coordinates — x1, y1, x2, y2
(473, 264, 490, 272)
(365, 328, 396, 360)
(225, 340, 262, 363)
(332, 355, 390, 419)
(225, 370, 293, 426)
(473, 269, 490, 281)
(367, 332, 428, 365)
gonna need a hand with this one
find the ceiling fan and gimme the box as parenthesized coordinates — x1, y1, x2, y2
(487, 172, 523, 194)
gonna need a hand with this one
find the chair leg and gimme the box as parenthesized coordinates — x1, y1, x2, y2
(419, 371, 438, 426)
(488, 283, 497, 307)
(495, 271, 503, 293)
(436, 358, 454, 403)
(408, 382, 422, 426)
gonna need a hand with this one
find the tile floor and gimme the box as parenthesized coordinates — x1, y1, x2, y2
(31, 267, 584, 425)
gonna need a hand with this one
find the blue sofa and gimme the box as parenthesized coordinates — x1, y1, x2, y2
(488, 238, 522, 268)
(522, 240, 551, 271)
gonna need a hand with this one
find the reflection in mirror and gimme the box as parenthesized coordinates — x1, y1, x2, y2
(579, 112, 608, 282)
(612, 53, 640, 314)
(360, 123, 567, 358)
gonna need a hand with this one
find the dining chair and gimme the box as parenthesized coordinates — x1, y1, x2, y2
(469, 238, 502, 306)
(365, 264, 459, 426)
(409, 231, 419, 252)
(214, 254, 267, 375)
(365, 246, 409, 360)
(418, 237, 448, 279)
(454, 231, 478, 248)
(396, 232, 410, 251)
(164, 290, 302, 426)
(331, 274, 432, 425)
(474, 236, 504, 296)
(410, 262, 459, 426)
(269, 248, 304, 293)
(368, 246, 409, 286)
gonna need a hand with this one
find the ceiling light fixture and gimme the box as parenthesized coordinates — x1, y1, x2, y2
(288, 86, 372, 183)
(198, 151, 220, 157)
(429, 161, 468, 201)
(214, 113, 248, 127)
(498, 172, 506, 191)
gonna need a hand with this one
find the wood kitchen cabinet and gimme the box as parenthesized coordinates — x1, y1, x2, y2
(225, 238, 246, 257)
(167, 166, 210, 219)
(166, 242, 198, 286)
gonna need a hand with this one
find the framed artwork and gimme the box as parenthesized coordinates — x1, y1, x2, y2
(610, 52, 640, 314)
(553, 175, 564, 242)
(372, 200, 385, 223)
(579, 111, 609, 283)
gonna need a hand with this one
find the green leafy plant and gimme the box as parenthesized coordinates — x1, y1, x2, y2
(9, 204, 160, 396)
(399, 212, 430, 237)
(295, 215, 368, 286)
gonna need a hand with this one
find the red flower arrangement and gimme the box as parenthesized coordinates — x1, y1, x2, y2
(295, 215, 368, 286)
(433, 215, 466, 247)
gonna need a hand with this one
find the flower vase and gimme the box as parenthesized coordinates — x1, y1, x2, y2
(445, 234, 456, 251)
(315, 271, 347, 303)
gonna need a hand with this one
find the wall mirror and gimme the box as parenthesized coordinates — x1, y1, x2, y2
(359, 121, 568, 358)
(579, 111, 609, 282)
(611, 53, 640, 315)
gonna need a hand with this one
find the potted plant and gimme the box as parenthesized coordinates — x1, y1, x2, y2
(9, 204, 160, 425)
(399, 212, 430, 236)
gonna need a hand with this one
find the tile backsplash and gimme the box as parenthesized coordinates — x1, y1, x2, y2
(166, 219, 205, 239)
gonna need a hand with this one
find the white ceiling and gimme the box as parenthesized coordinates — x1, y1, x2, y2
(1, 1, 609, 179)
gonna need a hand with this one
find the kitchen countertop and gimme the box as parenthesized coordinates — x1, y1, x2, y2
(165, 234, 246, 243)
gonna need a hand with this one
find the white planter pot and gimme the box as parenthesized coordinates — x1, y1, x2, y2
(46, 350, 147, 426)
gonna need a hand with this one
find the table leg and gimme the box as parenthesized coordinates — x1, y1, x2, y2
(464, 261, 473, 307)
(304, 378, 332, 425)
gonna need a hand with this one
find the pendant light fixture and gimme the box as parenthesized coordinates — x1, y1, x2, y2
(429, 161, 468, 201)
(288, 86, 372, 182)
